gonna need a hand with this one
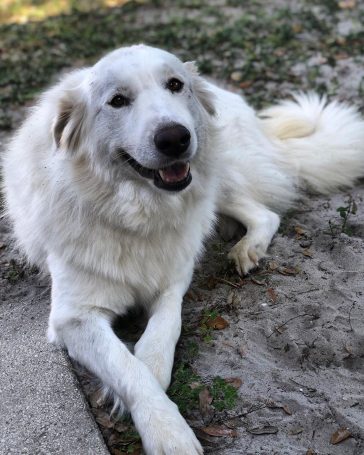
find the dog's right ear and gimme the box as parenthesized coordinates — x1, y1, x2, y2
(52, 70, 87, 154)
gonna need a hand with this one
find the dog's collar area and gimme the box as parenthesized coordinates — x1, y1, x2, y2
(119, 150, 192, 192)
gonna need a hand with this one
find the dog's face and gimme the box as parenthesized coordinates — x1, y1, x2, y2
(53, 45, 215, 193)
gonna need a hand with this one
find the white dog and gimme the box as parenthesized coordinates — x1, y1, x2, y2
(2, 44, 364, 455)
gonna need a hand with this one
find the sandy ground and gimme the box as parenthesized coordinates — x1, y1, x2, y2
(180, 187, 364, 455)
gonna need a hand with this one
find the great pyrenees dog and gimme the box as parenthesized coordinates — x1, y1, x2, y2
(3, 44, 364, 454)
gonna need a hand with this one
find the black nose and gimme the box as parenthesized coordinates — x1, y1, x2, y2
(154, 124, 191, 157)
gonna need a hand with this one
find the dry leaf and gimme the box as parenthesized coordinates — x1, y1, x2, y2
(306, 449, 317, 455)
(282, 405, 292, 415)
(199, 388, 214, 420)
(267, 287, 278, 303)
(292, 23, 303, 33)
(330, 428, 351, 444)
(339, 0, 356, 8)
(201, 425, 237, 437)
(265, 400, 292, 415)
(96, 412, 114, 429)
(237, 345, 246, 357)
(278, 266, 299, 276)
(289, 428, 303, 435)
(239, 80, 253, 89)
(303, 249, 313, 258)
(247, 425, 278, 435)
(224, 377, 243, 389)
(251, 277, 266, 286)
(114, 421, 129, 433)
(294, 226, 306, 238)
(268, 260, 279, 271)
(207, 315, 229, 330)
(224, 418, 242, 429)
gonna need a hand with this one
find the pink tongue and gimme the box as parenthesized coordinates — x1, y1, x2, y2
(159, 162, 189, 183)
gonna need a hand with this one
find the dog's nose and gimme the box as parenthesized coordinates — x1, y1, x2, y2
(154, 124, 191, 157)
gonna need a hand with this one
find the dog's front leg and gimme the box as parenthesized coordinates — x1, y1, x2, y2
(134, 268, 193, 390)
(47, 256, 202, 455)
(220, 200, 281, 275)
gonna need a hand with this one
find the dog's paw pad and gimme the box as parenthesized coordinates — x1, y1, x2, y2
(228, 239, 266, 275)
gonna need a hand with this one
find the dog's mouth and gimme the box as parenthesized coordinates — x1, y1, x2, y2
(120, 151, 192, 192)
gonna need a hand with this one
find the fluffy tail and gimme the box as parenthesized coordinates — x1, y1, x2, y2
(259, 93, 364, 193)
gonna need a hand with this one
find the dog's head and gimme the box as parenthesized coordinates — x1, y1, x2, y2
(52, 45, 216, 193)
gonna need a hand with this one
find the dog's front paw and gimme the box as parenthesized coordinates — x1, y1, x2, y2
(132, 399, 203, 455)
(228, 237, 267, 275)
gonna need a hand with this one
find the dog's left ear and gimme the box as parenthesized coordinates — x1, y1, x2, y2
(184, 61, 216, 116)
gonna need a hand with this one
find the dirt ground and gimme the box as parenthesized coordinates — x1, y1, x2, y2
(1, 1, 364, 454)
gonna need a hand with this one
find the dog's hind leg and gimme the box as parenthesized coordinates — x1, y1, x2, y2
(134, 266, 193, 391)
(47, 255, 203, 455)
(220, 200, 280, 275)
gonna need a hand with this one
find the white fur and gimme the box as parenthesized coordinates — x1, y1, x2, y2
(2, 45, 364, 454)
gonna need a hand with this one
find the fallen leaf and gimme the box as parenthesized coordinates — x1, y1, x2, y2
(201, 425, 237, 437)
(224, 377, 243, 389)
(278, 266, 299, 276)
(251, 277, 266, 286)
(335, 52, 349, 60)
(199, 388, 214, 420)
(282, 405, 292, 415)
(339, 0, 356, 8)
(89, 390, 103, 409)
(268, 260, 279, 271)
(303, 249, 313, 258)
(114, 421, 129, 433)
(265, 399, 277, 408)
(224, 418, 243, 429)
(292, 23, 303, 33)
(96, 412, 114, 429)
(207, 315, 229, 330)
(289, 428, 303, 435)
(239, 80, 253, 89)
(294, 226, 306, 238)
(306, 449, 316, 455)
(237, 345, 246, 357)
(247, 425, 278, 435)
(330, 428, 351, 444)
(227, 290, 240, 307)
(267, 287, 278, 303)
(265, 400, 292, 415)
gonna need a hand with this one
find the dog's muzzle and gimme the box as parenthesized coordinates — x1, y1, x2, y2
(119, 150, 192, 192)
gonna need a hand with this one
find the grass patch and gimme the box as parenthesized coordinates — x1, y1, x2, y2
(169, 364, 238, 415)
(2, 0, 364, 129)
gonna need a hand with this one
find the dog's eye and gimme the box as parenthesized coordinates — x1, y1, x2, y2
(109, 94, 130, 108)
(166, 78, 184, 93)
